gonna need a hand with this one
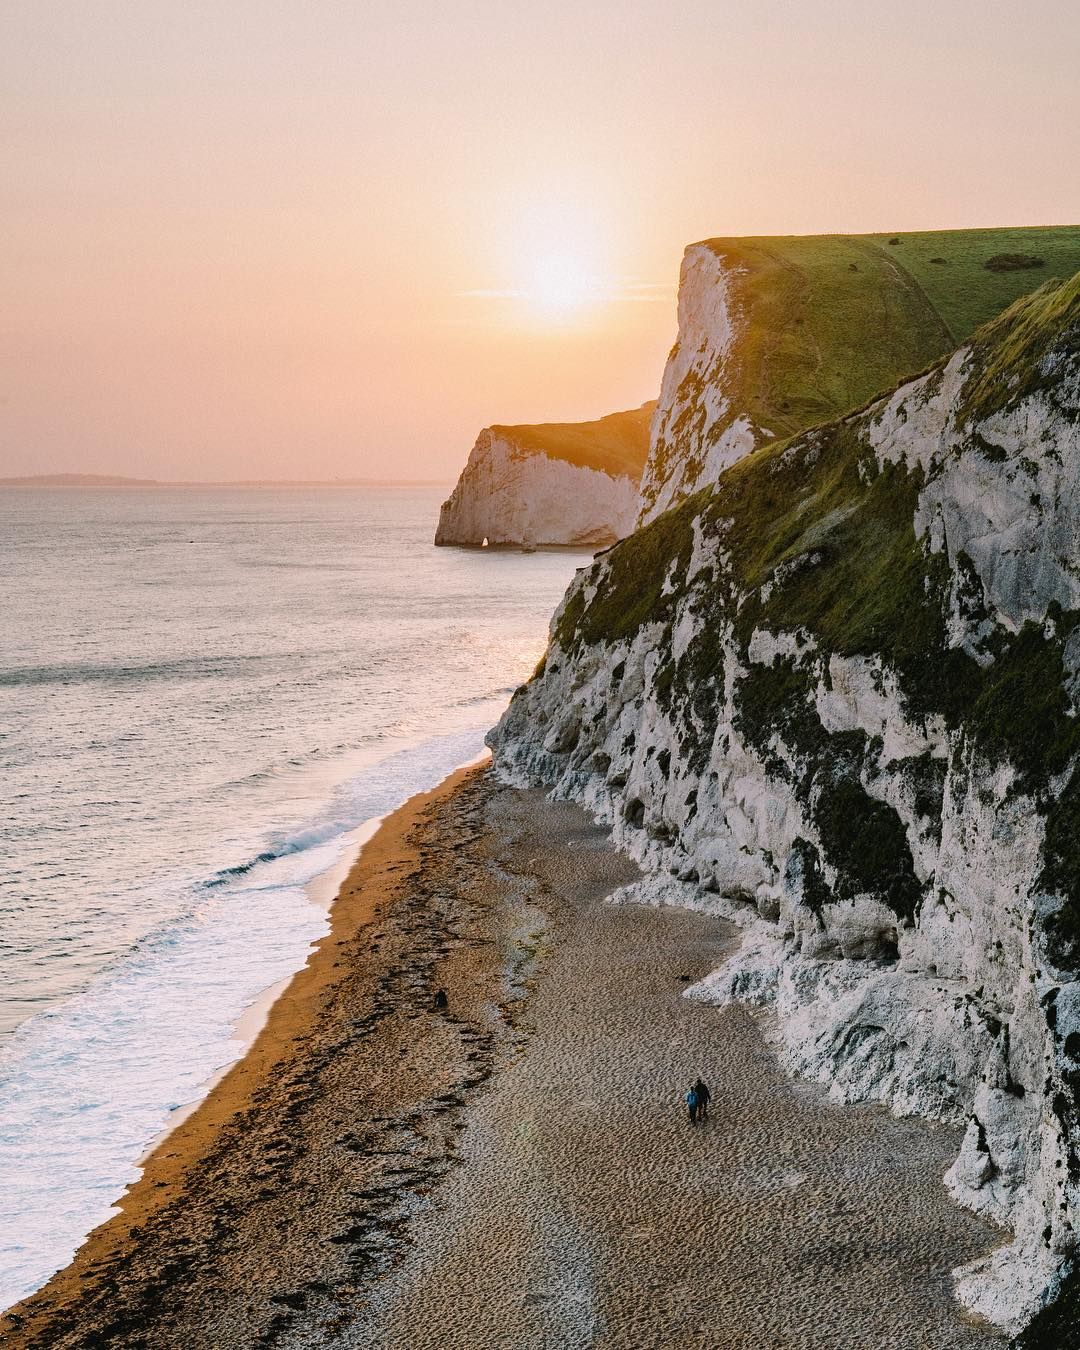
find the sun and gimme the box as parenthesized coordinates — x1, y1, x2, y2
(524, 252, 595, 316)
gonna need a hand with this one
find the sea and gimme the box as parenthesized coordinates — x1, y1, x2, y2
(0, 486, 587, 1310)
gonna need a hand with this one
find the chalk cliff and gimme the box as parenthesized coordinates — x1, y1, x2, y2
(640, 227, 1080, 526)
(490, 273, 1080, 1341)
(435, 404, 652, 549)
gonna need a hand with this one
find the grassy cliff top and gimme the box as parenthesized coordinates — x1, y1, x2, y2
(578, 268, 1080, 659)
(860, 225, 1080, 340)
(695, 225, 1080, 444)
(489, 402, 654, 479)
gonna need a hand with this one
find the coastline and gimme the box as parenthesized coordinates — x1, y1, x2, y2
(2, 765, 1007, 1348)
(137, 817, 381, 1161)
(137, 798, 431, 1164)
(1, 764, 495, 1345)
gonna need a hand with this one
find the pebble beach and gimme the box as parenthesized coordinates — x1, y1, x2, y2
(1, 767, 1006, 1348)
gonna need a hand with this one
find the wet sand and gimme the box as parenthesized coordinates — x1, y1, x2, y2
(1, 768, 1004, 1349)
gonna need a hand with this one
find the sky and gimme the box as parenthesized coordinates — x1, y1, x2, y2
(2, 0, 1078, 482)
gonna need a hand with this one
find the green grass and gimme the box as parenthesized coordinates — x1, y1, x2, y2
(553, 494, 696, 649)
(695, 225, 1080, 448)
(699, 234, 954, 443)
(708, 419, 942, 678)
(861, 224, 1080, 344)
(491, 402, 653, 478)
(956, 271, 1080, 424)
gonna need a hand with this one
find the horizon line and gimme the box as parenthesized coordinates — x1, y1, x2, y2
(0, 473, 455, 489)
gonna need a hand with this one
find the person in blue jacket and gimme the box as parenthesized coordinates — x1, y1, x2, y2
(685, 1084, 699, 1124)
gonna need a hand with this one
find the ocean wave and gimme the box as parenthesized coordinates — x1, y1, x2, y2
(451, 684, 519, 708)
(0, 655, 271, 688)
(202, 821, 351, 890)
(202, 849, 284, 887)
(0, 725, 492, 1312)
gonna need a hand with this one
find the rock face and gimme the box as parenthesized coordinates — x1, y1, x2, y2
(641, 245, 756, 524)
(435, 404, 652, 549)
(490, 274, 1080, 1339)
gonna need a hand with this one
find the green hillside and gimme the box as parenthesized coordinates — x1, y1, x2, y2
(698, 224, 1080, 445)
(864, 224, 1080, 342)
(491, 402, 654, 479)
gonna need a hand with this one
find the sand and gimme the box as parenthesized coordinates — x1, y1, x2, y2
(1, 768, 1005, 1349)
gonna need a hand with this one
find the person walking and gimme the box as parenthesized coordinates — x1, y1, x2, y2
(694, 1077, 711, 1122)
(685, 1084, 699, 1124)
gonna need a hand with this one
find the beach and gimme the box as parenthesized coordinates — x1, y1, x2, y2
(1, 766, 1005, 1348)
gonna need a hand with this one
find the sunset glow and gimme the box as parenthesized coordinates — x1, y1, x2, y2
(4, 2, 1080, 1341)
(1, 1, 1078, 483)
(524, 253, 597, 316)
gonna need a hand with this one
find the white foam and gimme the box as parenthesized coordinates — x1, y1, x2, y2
(0, 727, 489, 1310)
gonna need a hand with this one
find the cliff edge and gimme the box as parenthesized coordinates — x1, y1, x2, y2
(434, 403, 653, 549)
(642, 225, 1080, 525)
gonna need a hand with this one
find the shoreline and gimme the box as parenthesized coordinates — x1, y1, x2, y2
(2, 763, 491, 1344)
(2, 766, 1007, 1348)
(138, 814, 385, 1161)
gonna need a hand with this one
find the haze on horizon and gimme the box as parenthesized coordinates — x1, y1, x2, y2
(2, 0, 1078, 483)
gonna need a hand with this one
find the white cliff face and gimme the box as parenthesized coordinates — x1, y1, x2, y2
(436, 430, 642, 549)
(868, 349, 1080, 635)
(490, 278, 1080, 1337)
(639, 245, 762, 525)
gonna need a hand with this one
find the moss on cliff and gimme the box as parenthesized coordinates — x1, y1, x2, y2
(552, 492, 698, 650)
(967, 613, 1080, 786)
(957, 272, 1080, 426)
(712, 419, 933, 666)
(1013, 1266, 1080, 1350)
(732, 657, 824, 778)
(811, 774, 922, 922)
(788, 837, 832, 915)
(1041, 768, 1080, 966)
(729, 654, 921, 918)
(667, 613, 728, 776)
(893, 752, 947, 843)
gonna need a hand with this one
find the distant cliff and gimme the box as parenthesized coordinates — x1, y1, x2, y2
(434, 404, 653, 549)
(491, 269, 1080, 1342)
